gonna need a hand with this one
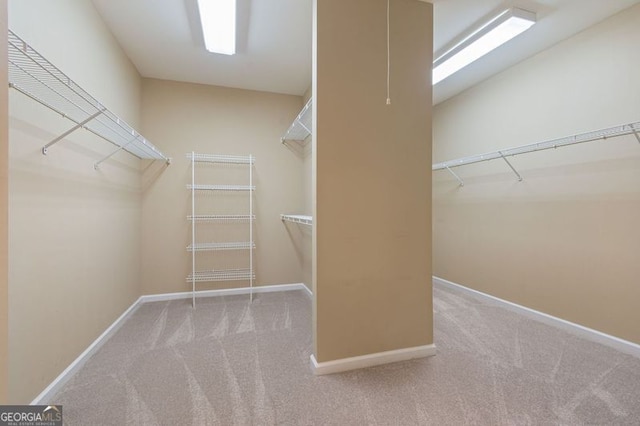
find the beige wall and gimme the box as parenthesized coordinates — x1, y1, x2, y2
(314, 0, 433, 362)
(433, 4, 640, 344)
(8, 0, 145, 403)
(140, 78, 305, 295)
(0, 0, 7, 405)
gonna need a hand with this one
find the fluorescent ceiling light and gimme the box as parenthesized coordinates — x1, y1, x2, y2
(433, 8, 536, 85)
(197, 0, 236, 55)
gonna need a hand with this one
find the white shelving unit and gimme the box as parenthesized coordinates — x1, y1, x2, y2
(281, 98, 312, 146)
(281, 214, 313, 226)
(186, 152, 255, 307)
(280, 100, 314, 225)
(189, 269, 254, 283)
(187, 242, 255, 251)
(433, 121, 640, 186)
(187, 215, 254, 222)
(187, 184, 255, 191)
(7, 29, 170, 168)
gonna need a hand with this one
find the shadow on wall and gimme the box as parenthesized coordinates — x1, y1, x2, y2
(281, 221, 311, 265)
(10, 115, 146, 186)
(141, 159, 170, 191)
(281, 139, 310, 159)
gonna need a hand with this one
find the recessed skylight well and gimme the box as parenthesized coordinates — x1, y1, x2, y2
(197, 0, 237, 55)
(433, 7, 536, 85)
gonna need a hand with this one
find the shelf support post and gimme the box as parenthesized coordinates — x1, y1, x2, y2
(249, 154, 254, 303)
(445, 165, 464, 187)
(498, 151, 523, 182)
(191, 152, 196, 308)
(42, 109, 105, 155)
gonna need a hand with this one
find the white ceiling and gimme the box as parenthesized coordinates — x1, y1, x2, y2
(92, 0, 313, 96)
(432, 0, 640, 103)
(92, 0, 640, 104)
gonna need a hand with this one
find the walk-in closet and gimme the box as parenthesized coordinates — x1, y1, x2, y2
(1, 0, 639, 424)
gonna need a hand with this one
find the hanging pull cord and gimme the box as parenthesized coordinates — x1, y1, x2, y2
(386, 0, 391, 105)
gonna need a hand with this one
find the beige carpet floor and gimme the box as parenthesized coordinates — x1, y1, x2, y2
(50, 285, 640, 425)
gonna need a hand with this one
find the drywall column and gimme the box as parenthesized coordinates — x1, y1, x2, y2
(313, 0, 433, 370)
(0, 0, 7, 404)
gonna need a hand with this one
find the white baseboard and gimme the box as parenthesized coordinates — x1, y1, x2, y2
(140, 283, 309, 303)
(433, 276, 640, 359)
(300, 283, 313, 298)
(310, 344, 436, 375)
(31, 295, 143, 405)
(32, 283, 311, 404)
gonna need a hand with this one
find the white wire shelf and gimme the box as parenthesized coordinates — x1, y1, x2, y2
(433, 121, 640, 186)
(186, 153, 254, 164)
(281, 98, 312, 144)
(187, 184, 255, 191)
(186, 269, 255, 283)
(7, 30, 170, 167)
(187, 242, 255, 252)
(281, 214, 313, 226)
(188, 151, 255, 306)
(188, 215, 255, 222)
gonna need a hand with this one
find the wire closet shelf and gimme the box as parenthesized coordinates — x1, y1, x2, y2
(7, 29, 169, 167)
(188, 153, 255, 164)
(187, 242, 256, 252)
(433, 121, 640, 186)
(281, 214, 313, 226)
(186, 184, 255, 192)
(187, 214, 255, 222)
(186, 269, 255, 283)
(281, 97, 312, 144)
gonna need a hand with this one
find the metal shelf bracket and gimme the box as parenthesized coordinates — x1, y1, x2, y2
(94, 135, 136, 170)
(95, 134, 171, 170)
(42, 109, 105, 155)
(498, 151, 523, 182)
(631, 125, 640, 144)
(445, 165, 464, 187)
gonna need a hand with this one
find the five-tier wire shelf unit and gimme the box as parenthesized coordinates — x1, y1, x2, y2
(186, 152, 256, 307)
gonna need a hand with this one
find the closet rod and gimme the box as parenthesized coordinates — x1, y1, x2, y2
(433, 121, 640, 182)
